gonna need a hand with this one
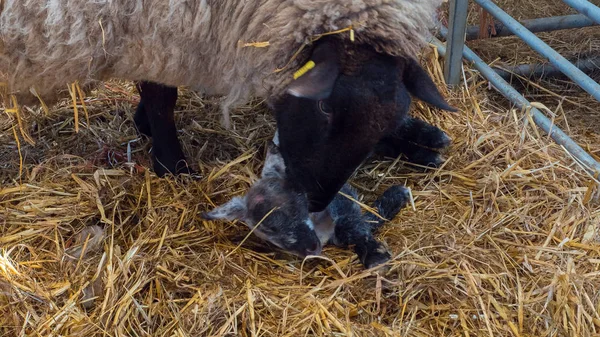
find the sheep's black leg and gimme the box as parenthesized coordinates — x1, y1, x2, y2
(375, 117, 451, 167)
(135, 81, 194, 176)
(133, 99, 152, 137)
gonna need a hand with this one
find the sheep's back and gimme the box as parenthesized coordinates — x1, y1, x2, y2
(0, 0, 444, 110)
(0, 0, 117, 104)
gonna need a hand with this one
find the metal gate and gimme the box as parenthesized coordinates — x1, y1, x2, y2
(432, 0, 600, 175)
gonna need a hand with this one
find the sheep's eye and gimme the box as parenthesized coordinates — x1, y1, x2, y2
(318, 100, 331, 115)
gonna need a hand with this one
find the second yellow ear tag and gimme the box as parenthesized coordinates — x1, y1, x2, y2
(293, 60, 316, 80)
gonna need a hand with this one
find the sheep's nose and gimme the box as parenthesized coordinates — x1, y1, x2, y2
(305, 241, 322, 256)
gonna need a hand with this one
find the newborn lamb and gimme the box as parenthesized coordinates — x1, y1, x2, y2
(203, 142, 410, 269)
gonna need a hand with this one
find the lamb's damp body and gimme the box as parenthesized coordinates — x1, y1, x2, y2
(203, 142, 410, 269)
(311, 184, 410, 269)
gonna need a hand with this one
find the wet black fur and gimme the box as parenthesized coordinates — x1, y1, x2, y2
(327, 184, 410, 269)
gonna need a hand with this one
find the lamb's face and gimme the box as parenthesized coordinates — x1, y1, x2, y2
(273, 38, 401, 213)
(203, 144, 323, 257)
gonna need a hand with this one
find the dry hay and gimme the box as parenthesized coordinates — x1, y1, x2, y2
(2, 16, 600, 337)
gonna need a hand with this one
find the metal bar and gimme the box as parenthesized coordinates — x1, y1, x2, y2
(444, 0, 469, 86)
(433, 31, 600, 175)
(474, 0, 600, 102)
(465, 14, 597, 40)
(562, 0, 600, 25)
(494, 56, 600, 81)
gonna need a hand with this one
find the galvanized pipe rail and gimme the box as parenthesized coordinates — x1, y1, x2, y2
(494, 56, 600, 81)
(434, 30, 600, 174)
(465, 14, 597, 40)
(444, 0, 470, 86)
(473, 0, 600, 102)
(562, 0, 600, 25)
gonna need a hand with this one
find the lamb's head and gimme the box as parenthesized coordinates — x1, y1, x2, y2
(272, 37, 456, 213)
(202, 143, 322, 257)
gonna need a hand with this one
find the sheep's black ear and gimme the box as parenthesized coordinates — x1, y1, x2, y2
(403, 57, 457, 112)
(202, 197, 247, 221)
(286, 40, 340, 100)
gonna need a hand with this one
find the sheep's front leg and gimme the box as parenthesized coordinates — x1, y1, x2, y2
(133, 98, 152, 137)
(135, 81, 194, 176)
(375, 116, 451, 168)
(332, 215, 391, 269)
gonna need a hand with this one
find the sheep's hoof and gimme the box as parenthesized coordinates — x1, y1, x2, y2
(361, 243, 391, 270)
(176, 166, 201, 180)
(153, 159, 199, 180)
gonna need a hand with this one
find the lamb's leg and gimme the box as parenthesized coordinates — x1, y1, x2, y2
(135, 81, 194, 176)
(327, 184, 392, 269)
(332, 216, 391, 269)
(337, 185, 409, 269)
(374, 117, 451, 167)
(363, 185, 410, 231)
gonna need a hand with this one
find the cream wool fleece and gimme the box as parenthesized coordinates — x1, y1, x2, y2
(0, 0, 443, 121)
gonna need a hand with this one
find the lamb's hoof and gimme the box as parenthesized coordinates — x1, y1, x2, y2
(411, 130, 451, 169)
(381, 185, 410, 201)
(414, 124, 452, 150)
(375, 185, 411, 220)
(361, 243, 391, 270)
(409, 148, 448, 169)
(429, 131, 452, 150)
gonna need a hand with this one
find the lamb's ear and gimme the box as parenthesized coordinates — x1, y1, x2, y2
(403, 57, 458, 112)
(202, 197, 247, 221)
(261, 141, 286, 179)
(286, 40, 340, 100)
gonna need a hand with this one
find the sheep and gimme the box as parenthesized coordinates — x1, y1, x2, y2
(202, 142, 410, 269)
(0, 0, 455, 212)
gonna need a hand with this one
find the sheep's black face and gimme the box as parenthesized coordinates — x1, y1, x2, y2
(273, 38, 456, 212)
(273, 40, 399, 212)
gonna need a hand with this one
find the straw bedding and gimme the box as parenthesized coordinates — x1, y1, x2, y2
(1, 2, 600, 337)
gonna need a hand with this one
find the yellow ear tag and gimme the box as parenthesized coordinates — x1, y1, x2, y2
(293, 60, 316, 80)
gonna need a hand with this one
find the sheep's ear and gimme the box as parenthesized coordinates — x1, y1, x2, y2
(202, 197, 247, 221)
(402, 57, 457, 112)
(286, 40, 340, 100)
